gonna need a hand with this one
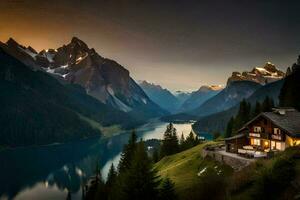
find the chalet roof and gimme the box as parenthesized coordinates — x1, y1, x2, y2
(224, 133, 246, 141)
(239, 108, 300, 137)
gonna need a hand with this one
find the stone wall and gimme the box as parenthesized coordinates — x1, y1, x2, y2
(202, 149, 252, 171)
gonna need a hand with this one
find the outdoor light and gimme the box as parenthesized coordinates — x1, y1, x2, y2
(264, 141, 269, 146)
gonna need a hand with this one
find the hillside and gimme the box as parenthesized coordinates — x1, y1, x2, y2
(154, 142, 233, 199)
(178, 85, 222, 112)
(192, 79, 284, 133)
(139, 80, 180, 112)
(0, 47, 141, 147)
(155, 143, 300, 200)
(190, 81, 261, 117)
(0, 38, 167, 119)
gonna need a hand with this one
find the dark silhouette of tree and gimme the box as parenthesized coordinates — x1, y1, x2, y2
(262, 96, 274, 112)
(279, 63, 300, 111)
(225, 117, 235, 138)
(117, 141, 160, 200)
(118, 130, 137, 174)
(85, 162, 106, 200)
(159, 178, 177, 200)
(252, 101, 262, 117)
(152, 148, 160, 163)
(106, 163, 117, 189)
(233, 99, 251, 131)
(160, 123, 179, 158)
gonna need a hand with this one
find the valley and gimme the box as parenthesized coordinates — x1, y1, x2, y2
(2, 1, 300, 200)
(0, 121, 195, 200)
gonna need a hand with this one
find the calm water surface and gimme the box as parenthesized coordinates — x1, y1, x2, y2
(0, 121, 210, 200)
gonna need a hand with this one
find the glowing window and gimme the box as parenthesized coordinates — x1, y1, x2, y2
(253, 139, 261, 146)
(254, 126, 262, 133)
(274, 128, 281, 135)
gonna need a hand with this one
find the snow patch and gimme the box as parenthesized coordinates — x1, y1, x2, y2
(75, 53, 88, 64)
(197, 167, 207, 176)
(18, 46, 37, 59)
(142, 98, 147, 104)
(107, 86, 132, 112)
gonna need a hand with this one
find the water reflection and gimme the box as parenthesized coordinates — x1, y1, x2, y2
(0, 121, 196, 200)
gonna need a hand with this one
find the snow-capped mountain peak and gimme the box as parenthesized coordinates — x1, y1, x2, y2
(227, 62, 285, 85)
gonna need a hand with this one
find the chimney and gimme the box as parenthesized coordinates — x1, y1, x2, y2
(272, 107, 296, 115)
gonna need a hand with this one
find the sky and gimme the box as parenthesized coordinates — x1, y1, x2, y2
(1, 0, 300, 92)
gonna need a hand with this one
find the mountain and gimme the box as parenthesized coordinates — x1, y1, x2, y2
(0, 37, 167, 119)
(173, 90, 191, 105)
(0, 46, 143, 147)
(189, 81, 261, 117)
(192, 79, 284, 134)
(139, 81, 180, 112)
(178, 85, 222, 112)
(0, 38, 40, 71)
(227, 62, 285, 85)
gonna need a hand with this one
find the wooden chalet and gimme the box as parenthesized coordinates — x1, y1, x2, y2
(225, 108, 300, 158)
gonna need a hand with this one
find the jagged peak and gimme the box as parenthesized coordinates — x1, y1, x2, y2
(198, 85, 223, 92)
(70, 37, 88, 47)
(27, 46, 38, 54)
(6, 37, 21, 48)
(139, 80, 163, 90)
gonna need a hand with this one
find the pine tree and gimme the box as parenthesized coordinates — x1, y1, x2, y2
(262, 96, 274, 112)
(225, 117, 234, 138)
(234, 99, 251, 131)
(106, 163, 117, 189)
(85, 162, 106, 200)
(118, 130, 137, 174)
(179, 133, 185, 146)
(185, 131, 196, 149)
(160, 123, 179, 158)
(279, 68, 300, 110)
(159, 178, 177, 200)
(152, 148, 160, 163)
(118, 141, 160, 200)
(252, 101, 262, 117)
(279, 67, 300, 111)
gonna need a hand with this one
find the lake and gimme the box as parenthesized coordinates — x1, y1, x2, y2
(0, 120, 210, 200)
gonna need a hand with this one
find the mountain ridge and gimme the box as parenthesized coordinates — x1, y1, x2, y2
(0, 37, 167, 119)
(139, 80, 180, 112)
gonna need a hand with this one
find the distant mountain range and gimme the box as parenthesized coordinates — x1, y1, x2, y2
(173, 91, 191, 105)
(227, 62, 285, 85)
(178, 85, 222, 112)
(192, 79, 284, 133)
(0, 36, 291, 145)
(0, 37, 167, 118)
(139, 81, 180, 113)
(189, 81, 261, 117)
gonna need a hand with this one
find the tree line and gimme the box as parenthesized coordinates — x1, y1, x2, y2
(225, 96, 275, 138)
(84, 123, 202, 200)
(84, 130, 177, 200)
(154, 123, 202, 162)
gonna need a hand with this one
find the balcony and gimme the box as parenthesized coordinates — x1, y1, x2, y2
(271, 134, 282, 140)
(249, 133, 261, 138)
(248, 132, 269, 139)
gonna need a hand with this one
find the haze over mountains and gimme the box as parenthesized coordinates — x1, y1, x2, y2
(139, 80, 180, 113)
(0, 37, 167, 116)
(0, 36, 291, 147)
(0, 37, 168, 147)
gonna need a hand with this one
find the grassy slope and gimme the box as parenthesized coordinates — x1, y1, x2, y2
(154, 142, 233, 198)
(229, 147, 300, 200)
(155, 143, 300, 200)
(77, 113, 123, 137)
